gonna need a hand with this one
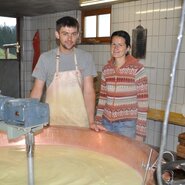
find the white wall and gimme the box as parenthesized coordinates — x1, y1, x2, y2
(20, 0, 185, 152)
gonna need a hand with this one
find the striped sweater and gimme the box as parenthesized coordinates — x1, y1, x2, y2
(95, 55, 148, 137)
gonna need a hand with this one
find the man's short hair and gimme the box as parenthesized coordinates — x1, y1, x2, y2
(56, 16, 79, 32)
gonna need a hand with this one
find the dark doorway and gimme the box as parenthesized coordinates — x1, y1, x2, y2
(0, 16, 20, 98)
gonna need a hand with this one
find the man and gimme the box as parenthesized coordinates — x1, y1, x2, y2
(30, 16, 105, 131)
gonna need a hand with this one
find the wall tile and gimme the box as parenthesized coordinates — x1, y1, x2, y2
(149, 84, 156, 100)
(158, 36, 166, 52)
(156, 69, 164, 85)
(164, 53, 173, 69)
(150, 68, 157, 84)
(141, 4, 147, 20)
(176, 87, 184, 104)
(178, 53, 185, 70)
(147, 130, 155, 146)
(153, 2, 160, 19)
(155, 121, 162, 132)
(180, 37, 185, 52)
(160, 1, 168, 19)
(118, 8, 124, 23)
(157, 53, 165, 68)
(156, 100, 162, 109)
(167, 0, 175, 18)
(165, 35, 173, 52)
(154, 132, 161, 147)
(149, 99, 156, 108)
(166, 18, 173, 35)
(177, 70, 185, 87)
(135, 5, 141, 21)
(150, 52, 158, 68)
(175, 125, 182, 136)
(173, 136, 179, 152)
(174, 0, 182, 17)
(159, 18, 167, 36)
(163, 69, 171, 85)
(173, 17, 181, 36)
(151, 36, 159, 52)
(166, 135, 174, 151)
(147, 3, 153, 20)
(146, 20, 153, 37)
(168, 124, 175, 135)
(123, 7, 129, 22)
(153, 19, 160, 36)
(128, 5, 135, 21)
(156, 85, 163, 101)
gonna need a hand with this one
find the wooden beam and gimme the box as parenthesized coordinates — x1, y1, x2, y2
(148, 108, 185, 127)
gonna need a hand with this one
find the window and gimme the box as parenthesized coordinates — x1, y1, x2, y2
(0, 16, 20, 60)
(81, 8, 111, 44)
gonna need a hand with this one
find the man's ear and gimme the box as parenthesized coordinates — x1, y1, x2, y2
(55, 31, 59, 39)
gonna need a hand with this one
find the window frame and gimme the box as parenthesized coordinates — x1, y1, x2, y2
(81, 8, 111, 44)
(0, 17, 20, 60)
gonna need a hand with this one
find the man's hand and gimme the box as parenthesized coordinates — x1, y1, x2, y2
(90, 123, 107, 132)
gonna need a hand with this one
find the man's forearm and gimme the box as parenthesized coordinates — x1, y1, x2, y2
(30, 79, 45, 100)
(30, 89, 42, 100)
(84, 90, 96, 125)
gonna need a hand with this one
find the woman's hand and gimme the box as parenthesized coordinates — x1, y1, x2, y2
(90, 122, 107, 132)
(135, 135, 145, 142)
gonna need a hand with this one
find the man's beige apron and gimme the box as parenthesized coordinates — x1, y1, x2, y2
(45, 48, 89, 127)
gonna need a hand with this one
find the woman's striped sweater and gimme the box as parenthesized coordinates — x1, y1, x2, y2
(95, 55, 148, 137)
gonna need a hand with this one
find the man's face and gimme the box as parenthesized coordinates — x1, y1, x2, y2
(55, 26, 79, 52)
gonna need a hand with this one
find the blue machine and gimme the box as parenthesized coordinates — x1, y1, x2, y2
(0, 95, 49, 139)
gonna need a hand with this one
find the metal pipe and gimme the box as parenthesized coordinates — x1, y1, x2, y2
(142, 148, 153, 185)
(157, 0, 185, 185)
(26, 132, 35, 185)
(162, 151, 175, 162)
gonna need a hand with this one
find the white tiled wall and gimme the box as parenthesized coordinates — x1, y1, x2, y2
(20, 0, 185, 152)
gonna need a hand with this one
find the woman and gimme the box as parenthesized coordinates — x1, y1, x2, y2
(95, 30, 148, 141)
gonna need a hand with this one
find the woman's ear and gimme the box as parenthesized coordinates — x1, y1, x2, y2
(55, 31, 59, 39)
(126, 47, 130, 54)
(128, 46, 131, 51)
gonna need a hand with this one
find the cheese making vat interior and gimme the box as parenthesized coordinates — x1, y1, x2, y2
(0, 125, 158, 185)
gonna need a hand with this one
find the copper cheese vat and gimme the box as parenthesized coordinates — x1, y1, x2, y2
(0, 125, 158, 185)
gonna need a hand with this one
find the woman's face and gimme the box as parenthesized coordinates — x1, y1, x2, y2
(111, 36, 129, 59)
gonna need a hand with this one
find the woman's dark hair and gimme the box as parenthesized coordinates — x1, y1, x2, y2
(56, 16, 79, 32)
(111, 30, 131, 48)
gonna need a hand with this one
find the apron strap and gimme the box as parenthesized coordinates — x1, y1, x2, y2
(55, 48, 80, 81)
(56, 49, 60, 76)
(74, 48, 78, 71)
(73, 48, 82, 88)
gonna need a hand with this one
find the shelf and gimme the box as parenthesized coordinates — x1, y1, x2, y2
(148, 108, 185, 127)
